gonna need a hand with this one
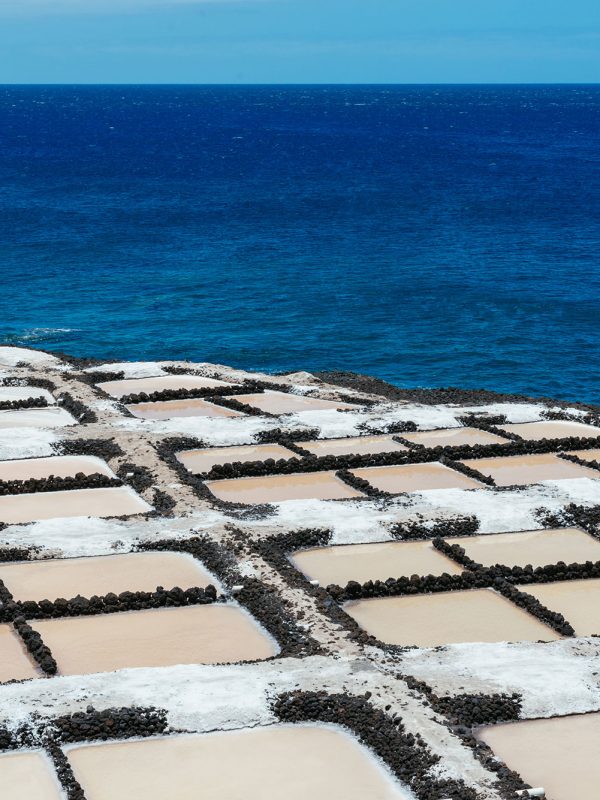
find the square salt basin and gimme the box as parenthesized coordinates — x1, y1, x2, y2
(291, 541, 462, 586)
(205, 470, 365, 504)
(126, 398, 242, 420)
(0, 408, 77, 429)
(0, 552, 215, 603)
(300, 434, 408, 458)
(402, 426, 509, 448)
(459, 453, 599, 486)
(521, 578, 600, 637)
(0, 751, 64, 800)
(177, 443, 298, 474)
(31, 604, 277, 674)
(498, 420, 600, 441)
(0, 454, 115, 482)
(446, 527, 600, 569)
(96, 374, 230, 399)
(0, 487, 151, 525)
(478, 712, 600, 800)
(226, 390, 356, 415)
(343, 589, 561, 647)
(0, 623, 39, 682)
(567, 447, 600, 463)
(66, 725, 410, 800)
(350, 462, 483, 494)
(0, 386, 55, 404)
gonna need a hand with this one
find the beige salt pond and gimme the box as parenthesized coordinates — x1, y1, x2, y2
(177, 443, 297, 474)
(343, 589, 561, 647)
(299, 434, 407, 458)
(291, 540, 461, 586)
(0, 408, 77, 429)
(206, 470, 365, 504)
(446, 527, 600, 569)
(350, 462, 483, 493)
(498, 419, 600, 441)
(31, 604, 277, 674)
(96, 374, 230, 399)
(567, 447, 600, 463)
(478, 712, 600, 800)
(521, 578, 600, 637)
(0, 751, 64, 800)
(0, 455, 114, 482)
(402, 426, 509, 448)
(0, 386, 55, 403)
(66, 725, 410, 800)
(0, 624, 38, 682)
(0, 487, 151, 525)
(126, 397, 243, 420)
(225, 390, 356, 415)
(0, 552, 215, 603)
(459, 452, 599, 486)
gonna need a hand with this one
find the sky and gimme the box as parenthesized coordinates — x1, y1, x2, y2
(0, 0, 599, 84)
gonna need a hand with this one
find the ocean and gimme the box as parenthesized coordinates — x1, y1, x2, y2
(0, 85, 598, 403)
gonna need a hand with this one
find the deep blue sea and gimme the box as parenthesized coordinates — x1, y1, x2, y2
(1, 85, 598, 403)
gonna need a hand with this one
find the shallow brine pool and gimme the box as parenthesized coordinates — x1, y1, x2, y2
(478, 712, 600, 800)
(291, 540, 461, 586)
(31, 604, 277, 675)
(0, 552, 215, 603)
(343, 589, 561, 647)
(205, 470, 365, 503)
(65, 725, 411, 800)
(445, 527, 600, 569)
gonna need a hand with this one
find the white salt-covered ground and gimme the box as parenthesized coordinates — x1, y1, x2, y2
(0, 348, 599, 800)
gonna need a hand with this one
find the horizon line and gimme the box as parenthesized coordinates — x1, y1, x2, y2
(1, 81, 600, 87)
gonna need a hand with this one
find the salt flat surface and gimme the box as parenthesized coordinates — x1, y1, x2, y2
(0, 408, 76, 430)
(0, 487, 150, 525)
(0, 624, 39, 682)
(0, 347, 63, 368)
(32, 604, 278, 675)
(446, 527, 600, 568)
(0, 454, 114, 481)
(206, 470, 365, 503)
(97, 375, 229, 398)
(0, 386, 54, 403)
(127, 398, 242, 420)
(177, 443, 297, 473)
(0, 751, 65, 800)
(522, 579, 600, 637)
(291, 540, 461, 585)
(402, 426, 508, 448)
(344, 589, 561, 647)
(460, 452, 600, 486)
(66, 725, 411, 800)
(300, 434, 407, 457)
(228, 390, 355, 415)
(85, 362, 168, 378)
(479, 713, 600, 800)
(499, 419, 600, 441)
(351, 462, 483, 493)
(0, 552, 216, 603)
(0, 428, 58, 461)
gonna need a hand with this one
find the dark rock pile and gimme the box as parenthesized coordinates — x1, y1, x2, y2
(57, 392, 97, 424)
(336, 468, 391, 498)
(0, 472, 121, 497)
(390, 514, 480, 540)
(12, 616, 57, 674)
(54, 438, 124, 462)
(0, 396, 49, 411)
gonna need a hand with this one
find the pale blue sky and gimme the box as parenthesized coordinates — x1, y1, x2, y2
(1, 0, 599, 84)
